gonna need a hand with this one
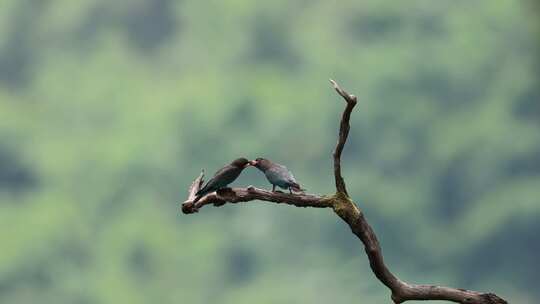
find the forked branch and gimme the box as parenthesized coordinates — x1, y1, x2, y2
(181, 80, 507, 304)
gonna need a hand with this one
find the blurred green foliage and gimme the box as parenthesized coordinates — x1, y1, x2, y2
(0, 0, 539, 303)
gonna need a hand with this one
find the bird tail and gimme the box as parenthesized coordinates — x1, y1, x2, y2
(195, 188, 205, 197)
(290, 183, 305, 193)
(194, 186, 209, 202)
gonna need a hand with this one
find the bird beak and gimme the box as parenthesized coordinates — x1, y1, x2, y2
(244, 162, 253, 168)
(248, 160, 257, 167)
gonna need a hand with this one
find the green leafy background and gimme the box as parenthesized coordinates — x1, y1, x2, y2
(0, 0, 539, 303)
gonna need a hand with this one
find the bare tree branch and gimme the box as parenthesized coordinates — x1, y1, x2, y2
(182, 186, 332, 214)
(180, 80, 508, 304)
(330, 79, 357, 195)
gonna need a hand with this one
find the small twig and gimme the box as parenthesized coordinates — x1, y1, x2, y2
(181, 170, 205, 214)
(182, 186, 331, 213)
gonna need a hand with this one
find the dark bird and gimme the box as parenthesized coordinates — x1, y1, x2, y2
(194, 158, 251, 202)
(250, 158, 305, 193)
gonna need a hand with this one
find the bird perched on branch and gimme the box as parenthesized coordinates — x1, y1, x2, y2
(194, 158, 251, 202)
(250, 158, 305, 194)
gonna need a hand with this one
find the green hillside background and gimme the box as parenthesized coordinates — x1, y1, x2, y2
(0, 0, 539, 303)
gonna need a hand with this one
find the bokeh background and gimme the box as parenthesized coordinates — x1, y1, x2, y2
(1, 0, 539, 303)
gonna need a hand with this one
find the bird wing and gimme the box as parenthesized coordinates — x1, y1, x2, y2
(203, 167, 228, 189)
(214, 165, 242, 186)
(213, 166, 231, 178)
(198, 165, 238, 195)
(286, 169, 297, 183)
(278, 164, 298, 183)
(268, 165, 297, 184)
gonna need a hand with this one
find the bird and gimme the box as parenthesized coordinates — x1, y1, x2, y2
(194, 158, 251, 202)
(250, 158, 305, 194)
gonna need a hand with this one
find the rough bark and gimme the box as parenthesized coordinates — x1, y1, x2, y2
(181, 80, 508, 304)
